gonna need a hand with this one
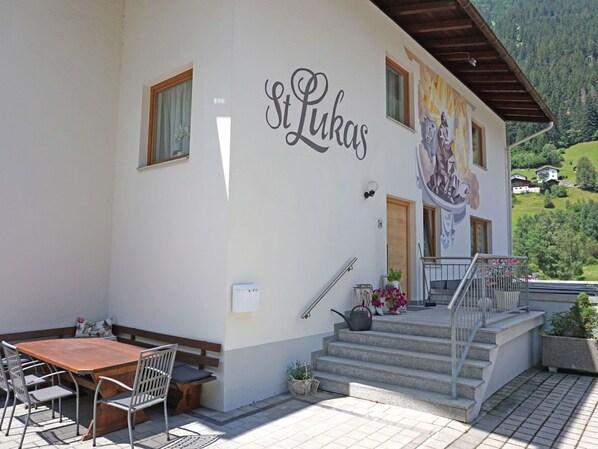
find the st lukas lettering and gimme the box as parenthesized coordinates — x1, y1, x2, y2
(265, 68, 369, 160)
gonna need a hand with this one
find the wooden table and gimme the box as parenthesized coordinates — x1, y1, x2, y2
(17, 338, 145, 441)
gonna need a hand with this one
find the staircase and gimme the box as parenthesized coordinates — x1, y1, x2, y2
(312, 310, 544, 422)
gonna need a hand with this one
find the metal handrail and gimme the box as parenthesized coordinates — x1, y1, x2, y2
(301, 257, 357, 319)
(448, 253, 529, 399)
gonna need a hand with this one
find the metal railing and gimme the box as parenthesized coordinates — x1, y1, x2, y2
(447, 254, 529, 399)
(301, 257, 357, 319)
(421, 256, 474, 304)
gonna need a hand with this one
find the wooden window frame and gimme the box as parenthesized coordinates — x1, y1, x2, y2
(423, 205, 437, 258)
(147, 69, 193, 166)
(472, 121, 486, 169)
(386, 57, 411, 128)
(470, 216, 491, 256)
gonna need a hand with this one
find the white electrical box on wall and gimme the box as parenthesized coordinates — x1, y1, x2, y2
(232, 284, 260, 313)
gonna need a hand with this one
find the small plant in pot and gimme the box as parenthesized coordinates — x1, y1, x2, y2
(372, 289, 384, 315)
(383, 287, 407, 314)
(542, 292, 598, 373)
(387, 268, 402, 288)
(372, 288, 407, 315)
(286, 360, 319, 396)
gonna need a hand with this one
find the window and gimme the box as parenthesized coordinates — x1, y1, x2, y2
(423, 206, 437, 258)
(472, 122, 485, 168)
(386, 58, 410, 127)
(471, 217, 490, 256)
(147, 69, 193, 165)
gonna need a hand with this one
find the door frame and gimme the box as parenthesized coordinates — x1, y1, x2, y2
(386, 195, 413, 297)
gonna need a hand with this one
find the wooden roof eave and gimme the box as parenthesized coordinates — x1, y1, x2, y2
(371, 0, 556, 124)
(454, 0, 556, 123)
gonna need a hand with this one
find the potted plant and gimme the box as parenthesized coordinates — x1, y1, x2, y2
(372, 289, 384, 315)
(542, 292, 598, 373)
(387, 268, 402, 289)
(372, 288, 407, 315)
(286, 360, 319, 395)
(383, 287, 407, 314)
(485, 258, 521, 311)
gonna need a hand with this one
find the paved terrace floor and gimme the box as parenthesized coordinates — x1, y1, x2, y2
(1, 368, 597, 449)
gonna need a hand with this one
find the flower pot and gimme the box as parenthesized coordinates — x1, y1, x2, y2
(495, 291, 520, 312)
(478, 297, 493, 312)
(390, 281, 401, 289)
(287, 378, 319, 396)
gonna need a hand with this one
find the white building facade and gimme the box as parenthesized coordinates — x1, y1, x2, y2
(536, 166, 559, 182)
(1, 0, 553, 412)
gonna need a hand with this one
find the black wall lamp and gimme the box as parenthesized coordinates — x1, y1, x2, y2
(364, 181, 378, 199)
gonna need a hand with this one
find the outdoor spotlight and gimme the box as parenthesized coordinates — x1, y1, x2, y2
(468, 56, 477, 67)
(364, 181, 378, 199)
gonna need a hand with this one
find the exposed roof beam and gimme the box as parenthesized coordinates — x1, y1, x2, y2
(500, 114, 549, 122)
(387, 1, 457, 16)
(434, 50, 499, 61)
(445, 63, 511, 73)
(461, 74, 519, 83)
(406, 18, 473, 33)
(487, 102, 544, 111)
(471, 84, 528, 93)
(421, 35, 488, 49)
(479, 94, 538, 102)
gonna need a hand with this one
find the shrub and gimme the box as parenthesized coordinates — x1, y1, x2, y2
(287, 360, 313, 380)
(548, 293, 598, 339)
(544, 193, 555, 208)
(551, 186, 568, 198)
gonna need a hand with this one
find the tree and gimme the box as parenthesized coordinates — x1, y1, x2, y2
(576, 156, 597, 191)
(544, 192, 555, 208)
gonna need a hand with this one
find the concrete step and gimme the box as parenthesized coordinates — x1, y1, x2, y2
(326, 341, 490, 379)
(337, 329, 496, 361)
(314, 371, 477, 422)
(369, 314, 527, 344)
(315, 356, 482, 399)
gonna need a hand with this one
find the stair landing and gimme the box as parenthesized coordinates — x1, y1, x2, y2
(313, 306, 544, 422)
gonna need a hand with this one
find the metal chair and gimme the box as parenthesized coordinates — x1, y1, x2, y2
(0, 353, 47, 432)
(92, 344, 178, 449)
(2, 341, 79, 449)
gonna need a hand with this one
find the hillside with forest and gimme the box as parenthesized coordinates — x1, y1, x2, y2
(472, 0, 598, 280)
(473, 0, 598, 160)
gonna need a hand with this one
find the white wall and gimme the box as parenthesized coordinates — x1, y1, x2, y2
(108, 0, 234, 409)
(0, 0, 123, 332)
(222, 0, 509, 410)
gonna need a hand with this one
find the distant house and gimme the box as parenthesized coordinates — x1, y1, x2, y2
(535, 166, 559, 182)
(513, 185, 540, 194)
(510, 174, 534, 193)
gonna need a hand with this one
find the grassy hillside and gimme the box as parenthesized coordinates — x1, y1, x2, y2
(511, 141, 598, 280)
(511, 141, 598, 225)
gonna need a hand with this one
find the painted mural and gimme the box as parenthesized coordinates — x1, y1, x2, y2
(416, 64, 479, 249)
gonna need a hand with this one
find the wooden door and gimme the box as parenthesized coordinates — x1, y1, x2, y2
(387, 197, 410, 297)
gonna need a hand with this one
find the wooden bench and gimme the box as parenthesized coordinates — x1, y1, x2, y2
(0, 325, 222, 415)
(0, 326, 76, 344)
(112, 324, 221, 415)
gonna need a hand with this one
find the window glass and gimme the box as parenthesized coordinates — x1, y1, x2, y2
(423, 207, 436, 257)
(148, 70, 193, 165)
(386, 60, 410, 127)
(470, 217, 490, 255)
(472, 123, 484, 167)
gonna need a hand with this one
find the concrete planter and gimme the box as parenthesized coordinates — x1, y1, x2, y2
(495, 290, 520, 312)
(287, 378, 319, 396)
(542, 334, 598, 373)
